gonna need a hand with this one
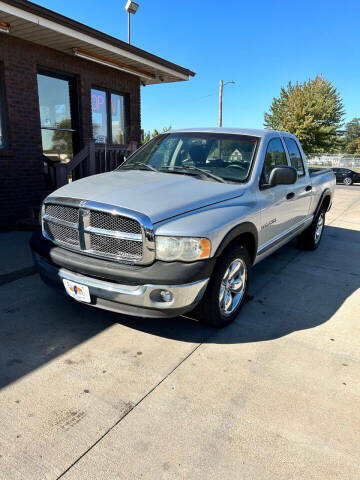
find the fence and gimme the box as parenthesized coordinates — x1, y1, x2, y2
(44, 140, 138, 190)
(307, 153, 360, 170)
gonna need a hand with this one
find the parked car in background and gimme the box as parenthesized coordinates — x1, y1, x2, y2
(332, 168, 360, 185)
(31, 128, 335, 328)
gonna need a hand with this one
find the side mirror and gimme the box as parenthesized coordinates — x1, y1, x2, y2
(269, 166, 297, 186)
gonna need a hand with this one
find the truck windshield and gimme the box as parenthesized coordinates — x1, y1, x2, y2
(118, 132, 259, 183)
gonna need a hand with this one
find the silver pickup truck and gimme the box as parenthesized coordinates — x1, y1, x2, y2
(31, 128, 335, 327)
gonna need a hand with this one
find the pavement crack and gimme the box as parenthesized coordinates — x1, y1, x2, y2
(57, 244, 303, 479)
(56, 341, 208, 479)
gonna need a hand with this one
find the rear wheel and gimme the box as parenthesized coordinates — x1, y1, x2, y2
(194, 245, 251, 328)
(297, 209, 326, 250)
(344, 177, 353, 186)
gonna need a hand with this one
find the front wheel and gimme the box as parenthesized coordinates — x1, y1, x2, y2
(194, 245, 251, 328)
(297, 209, 326, 250)
(344, 177, 353, 186)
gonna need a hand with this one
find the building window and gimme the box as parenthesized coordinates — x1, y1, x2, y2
(0, 73, 5, 147)
(91, 89, 108, 143)
(37, 72, 77, 162)
(111, 93, 126, 144)
(91, 88, 127, 144)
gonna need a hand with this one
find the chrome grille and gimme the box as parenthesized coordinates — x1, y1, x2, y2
(89, 234, 143, 259)
(45, 204, 78, 224)
(44, 221, 79, 247)
(42, 199, 151, 264)
(90, 211, 141, 234)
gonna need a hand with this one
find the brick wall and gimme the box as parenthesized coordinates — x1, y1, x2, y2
(0, 35, 141, 230)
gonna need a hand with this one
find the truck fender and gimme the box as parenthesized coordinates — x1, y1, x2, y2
(314, 188, 332, 218)
(214, 222, 258, 264)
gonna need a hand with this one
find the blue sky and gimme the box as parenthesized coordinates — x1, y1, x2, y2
(37, 0, 360, 133)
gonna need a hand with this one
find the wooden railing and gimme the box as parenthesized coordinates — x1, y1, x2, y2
(43, 140, 138, 190)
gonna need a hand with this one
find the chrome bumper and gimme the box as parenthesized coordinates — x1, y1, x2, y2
(33, 253, 209, 318)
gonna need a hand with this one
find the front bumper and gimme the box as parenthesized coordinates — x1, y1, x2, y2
(33, 252, 209, 318)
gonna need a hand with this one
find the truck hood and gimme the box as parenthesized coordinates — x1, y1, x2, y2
(51, 170, 246, 223)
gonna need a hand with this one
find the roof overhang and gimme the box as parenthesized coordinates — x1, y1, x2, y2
(0, 0, 195, 85)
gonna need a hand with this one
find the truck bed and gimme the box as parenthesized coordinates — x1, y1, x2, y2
(309, 167, 333, 176)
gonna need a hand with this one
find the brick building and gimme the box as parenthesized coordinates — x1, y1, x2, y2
(0, 0, 194, 230)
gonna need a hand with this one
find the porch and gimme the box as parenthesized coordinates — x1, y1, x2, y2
(43, 139, 138, 191)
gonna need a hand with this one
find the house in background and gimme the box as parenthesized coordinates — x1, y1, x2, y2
(0, 0, 195, 229)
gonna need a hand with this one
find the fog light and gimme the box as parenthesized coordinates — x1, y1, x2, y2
(160, 290, 173, 302)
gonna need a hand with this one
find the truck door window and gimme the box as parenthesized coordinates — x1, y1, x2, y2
(284, 138, 305, 177)
(261, 138, 288, 186)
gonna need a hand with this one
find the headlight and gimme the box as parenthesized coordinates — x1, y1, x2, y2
(155, 236, 211, 262)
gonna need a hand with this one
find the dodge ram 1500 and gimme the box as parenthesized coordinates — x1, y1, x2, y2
(31, 128, 335, 327)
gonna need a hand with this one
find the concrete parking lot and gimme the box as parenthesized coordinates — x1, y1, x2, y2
(0, 185, 359, 480)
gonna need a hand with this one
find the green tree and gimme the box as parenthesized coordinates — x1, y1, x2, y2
(142, 125, 171, 144)
(264, 76, 344, 154)
(341, 118, 360, 153)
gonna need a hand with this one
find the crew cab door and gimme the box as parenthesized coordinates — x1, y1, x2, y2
(258, 138, 296, 248)
(283, 137, 312, 226)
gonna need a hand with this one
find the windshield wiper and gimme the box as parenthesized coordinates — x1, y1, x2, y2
(121, 162, 159, 172)
(161, 166, 227, 183)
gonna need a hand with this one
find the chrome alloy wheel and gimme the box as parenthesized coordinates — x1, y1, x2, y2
(219, 258, 247, 315)
(344, 177, 352, 185)
(314, 213, 324, 244)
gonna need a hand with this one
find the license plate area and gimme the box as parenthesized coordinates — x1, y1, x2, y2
(63, 279, 91, 303)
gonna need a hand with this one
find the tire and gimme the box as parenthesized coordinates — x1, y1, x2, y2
(343, 177, 353, 186)
(194, 245, 251, 328)
(297, 209, 326, 250)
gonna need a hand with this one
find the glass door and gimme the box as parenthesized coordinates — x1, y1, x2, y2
(91, 88, 128, 144)
(37, 72, 78, 164)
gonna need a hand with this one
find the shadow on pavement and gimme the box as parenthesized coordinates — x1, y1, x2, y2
(110, 224, 360, 343)
(0, 225, 359, 389)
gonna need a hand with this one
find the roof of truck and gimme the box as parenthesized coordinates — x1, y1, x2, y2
(170, 127, 296, 139)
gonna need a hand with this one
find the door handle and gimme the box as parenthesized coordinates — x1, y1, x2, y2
(305, 185, 312, 191)
(286, 192, 295, 200)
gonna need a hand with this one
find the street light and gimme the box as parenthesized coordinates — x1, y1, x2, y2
(218, 80, 235, 127)
(125, 0, 139, 44)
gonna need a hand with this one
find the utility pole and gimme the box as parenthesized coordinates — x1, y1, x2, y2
(218, 80, 223, 127)
(218, 80, 235, 127)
